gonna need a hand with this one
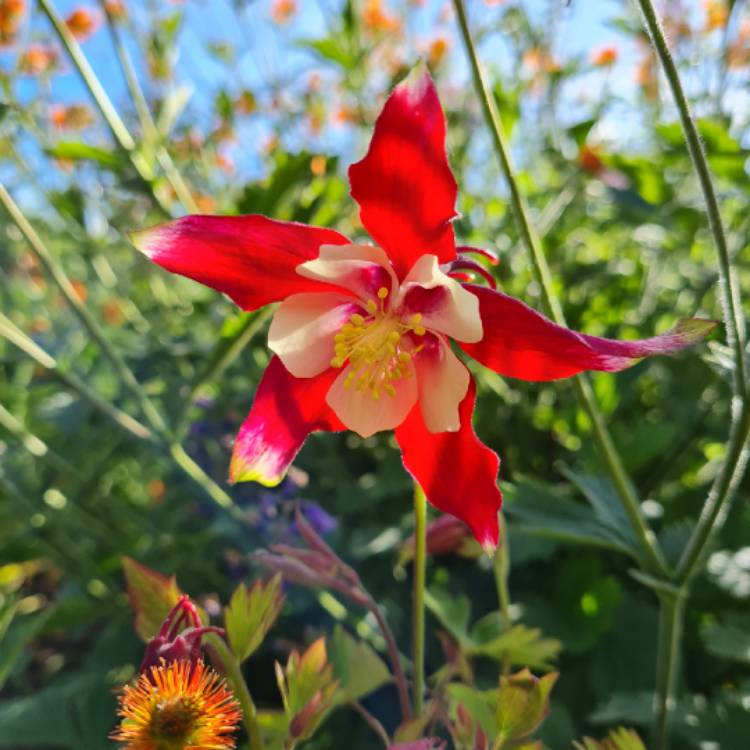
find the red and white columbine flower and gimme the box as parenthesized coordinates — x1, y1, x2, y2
(132, 70, 714, 550)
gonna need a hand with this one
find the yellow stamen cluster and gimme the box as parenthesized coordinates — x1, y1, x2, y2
(330, 286, 426, 400)
(111, 660, 241, 750)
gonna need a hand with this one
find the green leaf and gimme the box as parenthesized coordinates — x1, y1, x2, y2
(445, 683, 497, 738)
(702, 615, 750, 664)
(328, 625, 391, 704)
(574, 727, 646, 750)
(299, 37, 357, 69)
(225, 574, 284, 663)
(424, 585, 471, 645)
(503, 480, 638, 558)
(121, 556, 181, 642)
(466, 618, 562, 670)
(495, 669, 558, 744)
(45, 142, 125, 169)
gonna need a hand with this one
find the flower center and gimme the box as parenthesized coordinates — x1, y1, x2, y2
(148, 696, 200, 748)
(330, 286, 425, 400)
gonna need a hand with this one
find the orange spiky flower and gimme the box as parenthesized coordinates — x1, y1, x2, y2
(112, 660, 242, 750)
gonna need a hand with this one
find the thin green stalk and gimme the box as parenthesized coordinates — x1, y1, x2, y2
(168, 442, 241, 518)
(412, 483, 427, 717)
(36, 0, 172, 215)
(0, 312, 153, 443)
(676, 402, 750, 582)
(0, 402, 74, 473)
(206, 633, 265, 750)
(652, 591, 686, 750)
(0, 183, 169, 437)
(492, 513, 512, 676)
(99, 1, 199, 213)
(634, 0, 746, 399)
(452, 0, 667, 578)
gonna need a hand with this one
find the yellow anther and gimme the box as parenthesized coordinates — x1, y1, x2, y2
(387, 331, 400, 344)
(414, 326, 426, 336)
(350, 313, 364, 326)
(409, 313, 422, 325)
(377, 287, 389, 299)
(366, 299, 378, 314)
(372, 389, 381, 400)
(330, 357, 344, 368)
(384, 384, 396, 397)
(398, 351, 411, 363)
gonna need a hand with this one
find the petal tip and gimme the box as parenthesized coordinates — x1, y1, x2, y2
(674, 317, 719, 344)
(128, 224, 166, 260)
(228, 452, 285, 487)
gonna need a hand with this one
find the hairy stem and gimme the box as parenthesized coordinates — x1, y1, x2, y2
(634, 0, 747, 400)
(652, 592, 686, 750)
(367, 597, 413, 721)
(412, 483, 427, 717)
(206, 634, 265, 750)
(452, 0, 667, 578)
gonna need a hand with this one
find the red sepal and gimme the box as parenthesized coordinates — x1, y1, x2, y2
(395, 379, 501, 549)
(460, 285, 717, 381)
(348, 69, 457, 279)
(131, 214, 350, 311)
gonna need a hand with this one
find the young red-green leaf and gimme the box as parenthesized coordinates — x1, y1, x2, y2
(121, 556, 181, 642)
(224, 574, 284, 663)
(466, 621, 562, 671)
(393, 702, 438, 744)
(275, 637, 340, 746)
(573, 727, 646, 750)
(328, 625, 391, 704)
(494, 668, 558, 744)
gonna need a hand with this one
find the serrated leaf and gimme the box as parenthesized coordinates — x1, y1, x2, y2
(424, 586, 471, 645)
(574, 727, 646, 750)
(121, 556, 181, 642)
(504, 480, 637, 558)
(225, 575, 284, 663)
(466, 620, 562, 671)
(495, 669, 558, 743)
(328, 625, 391, 704)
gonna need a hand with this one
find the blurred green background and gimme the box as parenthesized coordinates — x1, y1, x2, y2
(1, 0, 749, 747)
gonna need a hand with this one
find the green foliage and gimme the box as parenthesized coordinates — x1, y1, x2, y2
(225, 574, 284, 663)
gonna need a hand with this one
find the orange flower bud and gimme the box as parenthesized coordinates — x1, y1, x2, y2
(65, 7, 100, 41)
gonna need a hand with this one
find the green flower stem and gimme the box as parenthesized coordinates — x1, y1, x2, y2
(205, 633, 265, 750)
(412, 483, 427, 717)
(452, 0, 668, 579)
(37, 0, 172, 215)
(0, 312, 154, 443)
(634, 0, 747, 401)
(99, 1, 199, 213)
(651, 590, 686, 750)
(0, 402, 75, 474)
(676, 403, 750, 582)
(168, 442, 241, 519)
(0, 183, 170, 438)
(493, 513, 512, 676)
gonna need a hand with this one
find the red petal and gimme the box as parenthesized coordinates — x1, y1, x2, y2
(395, 379, 501, 549)
(131, 215, 350, 311)
(460, 285, 717, 381)
(229, 357, 344, 485)
(348, 69, 457, 279)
